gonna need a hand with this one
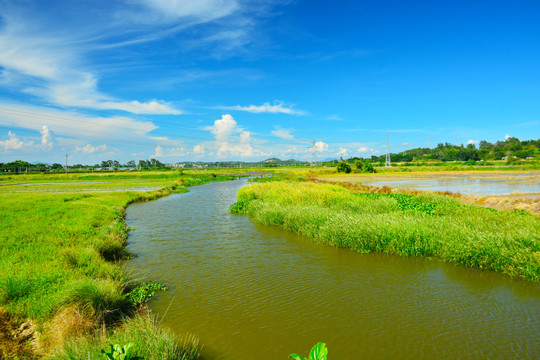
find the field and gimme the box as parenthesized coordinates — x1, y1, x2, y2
(0, 170, 241, 359)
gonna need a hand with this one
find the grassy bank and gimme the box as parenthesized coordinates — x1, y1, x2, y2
(0, 172, 238, 358)
(231, 180, 540, 281)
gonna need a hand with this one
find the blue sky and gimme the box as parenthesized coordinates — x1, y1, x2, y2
(0, 0, 538, 164)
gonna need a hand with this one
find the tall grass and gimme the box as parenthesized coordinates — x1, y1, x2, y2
(232, 181, 540, 281)
(58, 314, 200, 360)
(0, 172, 235, 357)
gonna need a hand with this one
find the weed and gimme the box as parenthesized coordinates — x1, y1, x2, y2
(127, 282, 168, 307)
(290, 342, 328, 360)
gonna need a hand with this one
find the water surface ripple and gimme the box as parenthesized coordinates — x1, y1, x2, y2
(126, 179, 540, 360)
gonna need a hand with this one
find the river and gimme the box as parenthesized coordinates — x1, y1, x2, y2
(125, 179, 540, 360)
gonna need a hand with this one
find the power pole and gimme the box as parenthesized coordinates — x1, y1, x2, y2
(385, 132, 391, 167)
(65, 154, 68, 176)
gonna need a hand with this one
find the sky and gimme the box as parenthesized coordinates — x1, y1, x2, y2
(0, 0, 539, 164)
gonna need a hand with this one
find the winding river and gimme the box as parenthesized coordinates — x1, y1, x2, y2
(125, 179, 540, 360)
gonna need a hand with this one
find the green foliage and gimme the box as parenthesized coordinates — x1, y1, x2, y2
(354, 160, 375, 173)
(127, 282, 168, 307)
(357, 193, 437, 214)
(229, 201, 250, 214)
(290, 342, 328, 360)
(336, 161, 351, 173)
(101, 343, 141, 360)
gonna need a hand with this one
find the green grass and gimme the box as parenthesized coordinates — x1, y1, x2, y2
(0, 171, 238, 357)
(231, 181, 540, 281)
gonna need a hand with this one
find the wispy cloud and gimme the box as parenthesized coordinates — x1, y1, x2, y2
(218, 102, 306, 115)
(271, 128, 296, 141)
(131, 0, 239, 23)
(0, 102, 157, 142)
(76, 143, 107, 154)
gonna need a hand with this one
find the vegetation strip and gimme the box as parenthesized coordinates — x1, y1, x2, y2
(0, 172, 237, 359)
(230, 179, 540, 281)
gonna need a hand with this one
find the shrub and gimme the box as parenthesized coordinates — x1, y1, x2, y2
(336, 161, 351, 173)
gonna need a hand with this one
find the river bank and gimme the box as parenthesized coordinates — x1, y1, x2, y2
(0, 171, 240, 359)
(231, 179, 540, 281)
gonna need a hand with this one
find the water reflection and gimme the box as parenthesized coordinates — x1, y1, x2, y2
(125, 179, 540, 360)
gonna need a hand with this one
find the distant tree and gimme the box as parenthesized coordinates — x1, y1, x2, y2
(127, 160, 136, 168)
(354, 160, 363, 172)
(337, 160, 352, 173)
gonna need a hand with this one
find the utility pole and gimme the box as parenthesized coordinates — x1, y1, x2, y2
(65, 154, 68, 176)
(385, 132, 391, 167)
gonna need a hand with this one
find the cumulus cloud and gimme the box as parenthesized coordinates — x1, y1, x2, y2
(467, 139, 479, 145)
(271, 128, 296, 141)
(152, 145, 164, 157)
(203, 114, 267, 158)
(220, 102, 305, 115)
(206, 114, 239, 142)
(310, 141, 328, 153)
(193, 144, 205, 154)
(336, 147, 348, 157)
(0, 131, 33, 151)
(76, 143, 107, 154)
(40, 125, 53, 150)
(505, 134, 510, 140)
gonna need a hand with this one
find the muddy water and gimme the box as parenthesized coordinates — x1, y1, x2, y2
(344, 172, 540, 196)
(125, 179, 540, 360)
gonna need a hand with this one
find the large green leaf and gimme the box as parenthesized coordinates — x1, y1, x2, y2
(308, 342, 327, 360)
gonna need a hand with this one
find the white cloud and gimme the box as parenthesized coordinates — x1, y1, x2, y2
(193, 144, 205, 154)
(206, 114, 239, 142)
(203, 114, 267, 158)
(152, 145, 164, 157)
(76, 143, 107, 154)
(336, 147, 348, 157)
(505, 134, 510, 140)
(271, 128, 296, 141)
(220, 102, 305, 115)
(466, 139, 479, 145)
(310, 141, 328, 153)
(40, 125, 53, 150)
(0, 131, 33, 151)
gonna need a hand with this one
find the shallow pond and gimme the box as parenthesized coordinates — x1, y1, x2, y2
(326, 172, 540, 197)
(126, 179, 540, 360)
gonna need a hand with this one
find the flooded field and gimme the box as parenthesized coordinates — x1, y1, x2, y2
(126, 179, 540, 360)
(320, 171, 540, 197)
